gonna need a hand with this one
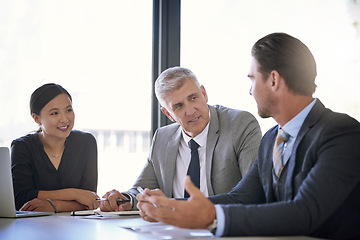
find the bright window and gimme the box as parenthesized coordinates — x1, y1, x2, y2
(0, 0, 152, 195)
(181, 0, 360, 132)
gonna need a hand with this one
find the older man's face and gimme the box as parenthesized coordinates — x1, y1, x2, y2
(161, 79, 210, 138)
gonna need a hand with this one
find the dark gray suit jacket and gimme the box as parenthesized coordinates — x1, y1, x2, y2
(210, 100, 360, 239)
(128, 105, 261, 207)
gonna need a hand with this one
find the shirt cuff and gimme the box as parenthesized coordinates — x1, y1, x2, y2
(214, 205, 225, 237)
(121, 192, 134, 209)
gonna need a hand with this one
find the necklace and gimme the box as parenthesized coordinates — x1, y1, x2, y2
(39, 134, 64, 159)
(45, 147, 64, 158)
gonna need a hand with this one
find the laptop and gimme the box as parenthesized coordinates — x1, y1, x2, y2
(0, 147, 53, 218)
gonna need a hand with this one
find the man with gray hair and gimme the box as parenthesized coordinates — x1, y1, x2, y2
(100, 66, 261, 211)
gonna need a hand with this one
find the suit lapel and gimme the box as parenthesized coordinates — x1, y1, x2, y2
(284, 100, 325, 200)
(263, 127, 278, 202)
(205, 106, 219, 196)
(163, 127, 182, 197)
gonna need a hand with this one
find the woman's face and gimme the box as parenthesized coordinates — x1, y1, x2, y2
(33, 93, 74, 141)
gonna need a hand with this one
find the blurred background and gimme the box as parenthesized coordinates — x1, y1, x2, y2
(1, 0, 359, 196)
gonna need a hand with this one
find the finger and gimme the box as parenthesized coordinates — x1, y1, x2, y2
(20, 204, 29, 211)
(139, 208, 147, 219)
(138, 201, 157, 218)
(117, 202, 132, 211)
(20, 201, 33, 211)
(143, 188, 152, 195)
(28, 199, 45, 211)
(26, 203, 37, 212)
(99, 200, 111, 211)
(138, 205, 151, 222)
(136, 192, 148, 202)
(137, 200, 145, 211)
(93, 200, 100, 209)
(108, 193, 123, 211)
(142, 202, 177, 224)
(84, 199, 95, 210)
(88, 200, 98, 210)
(146, 188, 165, 197)
(137, 200, 157, 215)
(32, 203, 47, 212)
(139, 209, 157, 222)
(102, 190, 112, 198)
(143, 215, 158, 222)
(146, 195, 170, 209)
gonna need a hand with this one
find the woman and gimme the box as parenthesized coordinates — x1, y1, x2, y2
(11, 83, 100, 212)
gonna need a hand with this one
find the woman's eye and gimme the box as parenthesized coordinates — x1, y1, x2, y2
(50, 112, 58, 116)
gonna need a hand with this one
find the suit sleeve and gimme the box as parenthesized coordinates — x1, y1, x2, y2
(213, 115, 360, 237)
(232, 111, 262, 177)
(126, 129, 162, 209)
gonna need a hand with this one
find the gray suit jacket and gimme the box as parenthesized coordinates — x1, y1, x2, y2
(127, 105, 261, 207)
(209, 100, 360, 239)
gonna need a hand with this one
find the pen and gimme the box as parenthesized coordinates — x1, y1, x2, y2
(137, 186, 159, 207)
(95, 198, 130, 206)
(137, 186, 146, 195)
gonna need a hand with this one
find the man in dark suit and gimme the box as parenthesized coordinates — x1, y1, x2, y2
(136, 33, 360, 240)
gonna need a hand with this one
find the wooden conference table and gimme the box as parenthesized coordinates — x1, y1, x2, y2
(0, 212, 323, 240)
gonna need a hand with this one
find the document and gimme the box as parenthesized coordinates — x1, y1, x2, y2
(71, 210, 140, 219)
(121, 222, 213, 238)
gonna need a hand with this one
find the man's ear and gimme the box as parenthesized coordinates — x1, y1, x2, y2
(161, 107, 175, 122)
(200, 85, 208, 103)
(269, 70, 281, 90)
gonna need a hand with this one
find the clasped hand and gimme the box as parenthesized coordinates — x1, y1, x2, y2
(136, 176, 216, 229)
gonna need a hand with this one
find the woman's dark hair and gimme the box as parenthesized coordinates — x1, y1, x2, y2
(251, 32, 317, 96)
(30, 83, 72, 115)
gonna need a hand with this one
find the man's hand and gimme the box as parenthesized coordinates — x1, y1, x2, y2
(99, 189, 132, 212)
(137, 176, 216, 229)
(137, 188, 166, 222)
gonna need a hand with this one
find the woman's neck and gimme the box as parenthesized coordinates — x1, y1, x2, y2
(38, 132, 66, 156)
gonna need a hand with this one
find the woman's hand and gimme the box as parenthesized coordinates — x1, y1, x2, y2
(72, 189, 100, 210)
(20, 198, 55, 212)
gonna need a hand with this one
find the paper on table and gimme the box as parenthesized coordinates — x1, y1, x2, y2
(122, 223, 213, 238)
(71, 210, 140, 218)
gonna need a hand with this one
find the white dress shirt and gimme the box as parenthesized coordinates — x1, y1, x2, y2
(172, 123, 210, 198)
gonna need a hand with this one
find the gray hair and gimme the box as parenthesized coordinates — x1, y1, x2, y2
(155, 67, 200, 105)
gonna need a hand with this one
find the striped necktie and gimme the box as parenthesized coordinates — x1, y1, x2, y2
(273, 128, 290, 178)
(185, 139, 200, 198)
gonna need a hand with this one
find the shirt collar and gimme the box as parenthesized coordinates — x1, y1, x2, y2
(281, 98, 317, 139)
